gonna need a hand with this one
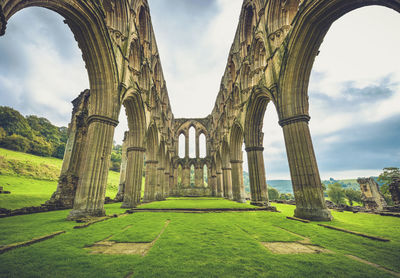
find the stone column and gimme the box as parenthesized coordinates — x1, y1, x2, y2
(279, 115, 332, 221)
(67, 115, 118, 220)
(169, 171, 175, 196)
(46, 90, 90, 209)
(216, 171, 223, 197)
(144, 160, 158, 202)
(121, 147, 145, 208)
(114, 132, 128, 202)
(231, 160, 246, 203)
(211, 175, 217, 196)
(185, 134, 189, 158)
(195, 165, 203, 187)
(182, 166, 190, 187)
(222, 167, 233, 200)
(156, 167, 165, 200)
(164, 171, 170, 198)
(245, 146, 269, 206)
(196, 133, 200, 158)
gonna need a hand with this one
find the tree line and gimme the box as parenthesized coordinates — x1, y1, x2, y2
(0, 106, 123, 172)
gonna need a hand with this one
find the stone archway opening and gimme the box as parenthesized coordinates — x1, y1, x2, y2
(0, 7, 91, 210)
(308, 6, 400, 181)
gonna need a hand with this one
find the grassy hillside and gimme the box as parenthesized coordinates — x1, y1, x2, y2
(0, 148, 120, 209)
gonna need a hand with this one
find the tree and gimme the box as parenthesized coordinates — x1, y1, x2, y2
(279, 193, 294, 200)
(0, 134, 31, 152)
(29, 135, 54, 157)
(0, 106, 33, 139)
(327, 182, 345, 205)
(344, 188, 361, 206)
(377, 167, 399, 205)
(268, 187, 280, 200)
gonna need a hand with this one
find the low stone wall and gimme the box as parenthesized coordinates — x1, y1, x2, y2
(172, 187, 212, 197)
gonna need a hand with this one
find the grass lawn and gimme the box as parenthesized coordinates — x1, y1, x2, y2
(137, 197, 257, 209)
(0, 200, 399, 277)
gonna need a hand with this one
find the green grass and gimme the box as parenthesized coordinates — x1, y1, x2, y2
(0, 201, 399, 277)
(137, 197, 257, 209)
(0, 148, 121, 209)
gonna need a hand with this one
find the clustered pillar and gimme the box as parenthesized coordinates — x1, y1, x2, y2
(121, 146, 145, 208)
(67, 115, 118, 220)
(279, 115, 332, 221)
(230, 160, 246, 203)
(245, 146, 269, 206)
(222, 166, 233, 200)
(144, 160, 158, 202)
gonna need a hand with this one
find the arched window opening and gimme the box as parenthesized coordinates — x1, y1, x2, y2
(178, 133, 185, 158)
(203, 165, 208, 187)
(138, 6, 149, 43)
(190, 164, 195, 187)
(242, 5, 254, 55)
(199, 133, 206, 158)
(189, 126, 196, 158)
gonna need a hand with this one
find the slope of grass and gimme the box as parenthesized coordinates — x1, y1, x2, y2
(0, 201, 399, 277)
(0, 148, 121, 209)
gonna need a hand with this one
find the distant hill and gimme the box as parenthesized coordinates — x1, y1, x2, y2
(243, 171, 367, 194)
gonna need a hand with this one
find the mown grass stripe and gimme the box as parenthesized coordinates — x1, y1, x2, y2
(0, 231, 65, 254)
(318, 224, 390, 242)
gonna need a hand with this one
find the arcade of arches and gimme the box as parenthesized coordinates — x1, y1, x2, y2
(1, 0, 399, 221)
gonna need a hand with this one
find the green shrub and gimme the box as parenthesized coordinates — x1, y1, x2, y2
(29, 136, 54, 157)
(268, 187, 280, 200)
(0, 134, 31, 152)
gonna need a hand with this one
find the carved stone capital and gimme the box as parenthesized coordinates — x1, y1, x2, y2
(230, 160, 243, 163)
(221, 167, 232, 171)
(245, 146, 264, 152)
(87, 115, 119, 127)
(278, 115, 310, 127)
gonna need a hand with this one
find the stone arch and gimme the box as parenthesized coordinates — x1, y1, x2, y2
(1, 1, 122, 219)
(178, 131, 186, 158)
(244, 88, 274, 148)
(120, 92, 147, 208)
(277, 1, 399, 221)
(280, 1, 400, 120)
(243, 87, 274, 207)
(188, 125, 196, 158)
(1, 1, 119, 118)
(199, 132, 207, 158)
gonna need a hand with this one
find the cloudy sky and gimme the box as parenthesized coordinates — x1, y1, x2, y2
(0, 2, 399, 180)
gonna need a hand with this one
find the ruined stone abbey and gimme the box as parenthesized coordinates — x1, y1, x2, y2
(1, 0, 399, 221)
